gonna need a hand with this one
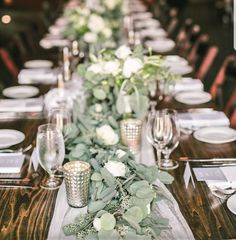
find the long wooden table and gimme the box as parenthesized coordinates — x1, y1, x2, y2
(0, 91, 236, 240)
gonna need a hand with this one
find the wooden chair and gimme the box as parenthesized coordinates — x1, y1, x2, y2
(195, 46, 219, 81)
(210, 55, 236, 99)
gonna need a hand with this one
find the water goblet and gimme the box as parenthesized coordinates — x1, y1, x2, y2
(36, 124, 65, 190)
(161, 109, 180, 170)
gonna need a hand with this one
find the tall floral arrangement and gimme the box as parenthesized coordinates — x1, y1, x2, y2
(63, 45, 176, 239)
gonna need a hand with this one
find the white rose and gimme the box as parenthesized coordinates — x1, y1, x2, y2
(93, 217, 101, 231)
(96, 125, 119, 145)
(81, 8, 90, 16)
(83, 32, 97, 43)
(104, 0, 117, 10)
(103, 61, 120, 75)
(123, 57, 143, 78)
(104, 161, 126, 177)
(87, 62, 103, 74)
(115, 45, 131, 59)
(116, 149, 126, 158)
(88, 14, 105, 33)
(95, 103, 102, 113)
(103, 28, 112, 38)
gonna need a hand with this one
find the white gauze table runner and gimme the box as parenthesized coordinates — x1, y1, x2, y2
(47, 123, 195, 240)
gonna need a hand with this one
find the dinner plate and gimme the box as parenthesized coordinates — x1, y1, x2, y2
(175, 91, 212, 105)
(140, 28, 167, 39)
(24, 60, 53, 69)
(227, 194, 236, 215)
(165, 55, 188, 66)
(145, 39, 175, 53)
(193, 127, 236, 144)
(169, 65, 193, 75)
(0, 130, 25, 149)
(3, 86, 39, 99)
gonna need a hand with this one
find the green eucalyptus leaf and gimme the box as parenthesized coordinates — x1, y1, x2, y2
(98, 229, 119, 240)
(100, 213, 116, 230)
(129, 180, 149, 195)
(99, 185, 116, 199)
(124, 206, 143, 223)
(91, 172, 103, 181)
(102, 190, 117, 203)
(100, 168, 116, 187)
(93, 88, 106, 100)
(108, 116, 119, 129)
(122, 215, 141, 233)
(135, 187, 155, 199)
(156, 171, 174, 184)
(85, 232, 98, 240)
(88, 200, 107, 213)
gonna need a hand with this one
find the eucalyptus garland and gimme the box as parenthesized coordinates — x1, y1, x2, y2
(62, 45, 176, 240)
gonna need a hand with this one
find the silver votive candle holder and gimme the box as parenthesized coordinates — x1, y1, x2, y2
(63, 161, 91, 208)
(120, 119, 142, 155)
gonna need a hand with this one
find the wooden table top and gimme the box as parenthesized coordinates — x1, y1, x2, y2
(0, 93, 236, 240)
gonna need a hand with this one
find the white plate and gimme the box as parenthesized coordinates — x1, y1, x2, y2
(145, 39, 175, 53)
(140, 28, 167, 39)
(24, 60, 53, 69)
(227, 194, 236, 214)
(3, 86, 39, 99)
(193, 127, 236, 144)
(175, 91, 212, 105)
(169, 65, 193, 75)
(0, 130, 25, 149)
(165, 55, 188, 66)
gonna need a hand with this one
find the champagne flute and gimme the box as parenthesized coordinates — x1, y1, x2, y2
(36, 124, 65, 190)
(161, 109, 180, 170)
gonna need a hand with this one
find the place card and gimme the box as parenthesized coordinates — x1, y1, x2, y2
(183, 162, 195, 188)
(30, 148, 39, 171)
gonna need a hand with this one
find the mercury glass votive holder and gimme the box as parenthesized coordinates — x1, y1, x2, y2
(63, 161, 91, 208)
(120, 119, 142, 155)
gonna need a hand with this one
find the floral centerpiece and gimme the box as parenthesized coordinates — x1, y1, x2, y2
(63, 45, 177, 239)
(63, 1, 123, 54)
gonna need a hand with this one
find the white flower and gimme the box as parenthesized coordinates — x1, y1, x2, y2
(93, 217, 101, 231)
(95, 103, 102, 113)
(116, 149, 126, 158)
(104, 0, 118, 10)
(96, 125, 119, 145)
(88, 14, 105, 33)
(87, 63, 103, 74)
(123, 57, 143, 78)
(83, 32, 97, 43)
(103, 28, 112, 38)
(105, 161, 126, 177)
(103, 61, 120, 75)
(115, 45, 131, 59)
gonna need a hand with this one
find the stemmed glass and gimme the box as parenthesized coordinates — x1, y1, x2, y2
(146, 109, 174, 170)
(48, 106, 73, 141)
(161, 110, 180, 170)
(36, 124, 65, 190)
(48, 106, 72, 176)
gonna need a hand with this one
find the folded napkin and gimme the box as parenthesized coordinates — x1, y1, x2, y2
(0, 152, 24, 173)
(178, 111, 230, 129)
(18, 69, 57, 84)
(145, 39, 175, 53)
(0, 98, 43, 112)
(206, 167, 236, 189)
(175, 78, 204, 93)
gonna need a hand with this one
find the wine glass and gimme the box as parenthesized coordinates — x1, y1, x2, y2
(48, 106, 73, 141)
(146, 109, 173, 170)
(161, 109, 180, 170)
(36, 124, 65, 190)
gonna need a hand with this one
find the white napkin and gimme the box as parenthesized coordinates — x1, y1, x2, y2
(206, 167, 236, 189)
(175, 78, 203, 93)
(0, 98, 43, 112)
(18, 69, 57, 84)
(0, 152, 24, 173)
(135, 18, 161, 29)
(178, 111, 230, 129)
